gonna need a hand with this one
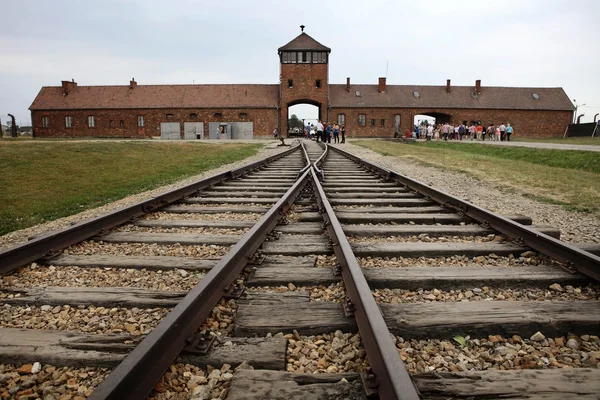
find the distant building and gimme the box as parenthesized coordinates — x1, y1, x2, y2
(29, 30, 574, 139)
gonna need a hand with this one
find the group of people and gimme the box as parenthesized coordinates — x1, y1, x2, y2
(411, 122, 514, 141)
(307, 121, 346, 144)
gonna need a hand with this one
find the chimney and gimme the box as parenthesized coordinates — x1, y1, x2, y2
(446, 79, 451, 93)
(378, 77, 386, 93)
(475, 79, 481, 94)
(61, 79, 78, 95)
(130, 78, 137, 89)
(346, 77, 350, 92)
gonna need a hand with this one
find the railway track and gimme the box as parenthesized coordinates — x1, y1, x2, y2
(1, 140, 599, 399)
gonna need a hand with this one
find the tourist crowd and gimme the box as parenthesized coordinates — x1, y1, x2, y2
(409, 122, 514, 141)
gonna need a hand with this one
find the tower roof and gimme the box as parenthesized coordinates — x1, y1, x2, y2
(278, 32, 331, 53)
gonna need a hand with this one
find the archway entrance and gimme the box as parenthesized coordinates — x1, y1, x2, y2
(414, 112, 452, 127)
(286, 100, 321, 137)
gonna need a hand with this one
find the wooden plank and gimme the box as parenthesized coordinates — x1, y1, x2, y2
(261, 242, 332, 256)
(41, 254, 216, 271)
(323, 182, 398, 187)
(576, 243, 600, 256)
(235, 292, 355, 336)
(325, 187, 409, 192)
(343, 224, 559, 238)
(248, 266, 338, 287)
(219, 182, 293, 187)
(261, 256, 317, 267)
(274, 223, 323, 234)
(235, 301, 355, 336)
(382, 300, 600, 339)
(331, 198, 435, 206)
(275, 234, 328, 244)
(413, 369, 600, 399)
(336, 206, 448, 214)
(0, 328, 287, 371)
(209, 186, 289, 192)
(97, 232, 241, 245)
(1, 286, 185, 308)
(352, 242, 527, 258)
(227, 370, 366, 400)
(164, 205, 269, 214)
(198, 191, 285, 197)
(363, 265, 588, 290)
(335, 212, 469, 224)
(328, 192, 418, 199)
(182, 197, 279, 204)
(135, 220, 254, 229)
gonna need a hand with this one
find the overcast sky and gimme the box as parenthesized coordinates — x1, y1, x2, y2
(1, 0, 599, 126)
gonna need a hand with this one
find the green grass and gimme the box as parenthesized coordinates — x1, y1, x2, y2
(356, 140, 600, 216)
(0, 141, 261, 235)
(512, 136, 600, 145)
(398, 141, 600, 173)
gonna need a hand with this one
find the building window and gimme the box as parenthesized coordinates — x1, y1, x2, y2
(380, 119, 385, 127)
(394, 115, 401, 132)
(239, 112, 248, 119)
(119, 120, 124, 127)
(312, 52, 325, 63)
(88, 116, 95, 128)
(138, 115, 144, 127)
(189, 113, 197, 119)
(288, 79, 294, 88)
(358, 114, 366, 127)
(166, 113, 174, 119)
(65, 116, 73, 128)
(41, 116, 50, 128)
(315, 79, 321, 88)
(214, 112, 223, 119)
(370, 119, 376, 127)
(110, 120, 115, 128)
(337, 114, 345, 125)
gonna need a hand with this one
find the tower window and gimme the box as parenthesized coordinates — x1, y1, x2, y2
(288, 79, 294, 88)
(239, 112, 248, 119)
(316, 79, 321, 88)
(214, 112, 223, 119)
(370, 119, 376, 127)
(189, 113, 197, 119)
(380, 119, 385, 127)
(166, 113, 174, 119)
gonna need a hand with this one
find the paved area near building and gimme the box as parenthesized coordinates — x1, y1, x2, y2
(460, 140, 600, 152)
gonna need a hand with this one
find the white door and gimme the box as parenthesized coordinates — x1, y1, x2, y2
(184, 122, 204, 140)
(160, 122, 180, 140)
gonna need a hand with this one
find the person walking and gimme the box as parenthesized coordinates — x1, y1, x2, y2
(476, 123, 483, 140)
(499, 123, 507, 141)
(333, 123, 340, 143)
(325, 123, 332, 143)
(315, 120, 324, 142)
(506, 123, 513, 141)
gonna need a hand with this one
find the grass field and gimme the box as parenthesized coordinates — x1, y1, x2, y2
(512, 136, 600, 145)
(0, 141, 261, 236)
(356, 140, 600, 215)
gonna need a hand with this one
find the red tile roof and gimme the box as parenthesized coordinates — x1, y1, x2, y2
(30, 84, 280, 110)
(329, 84, 574, 111)
(278, 32, 331, 52)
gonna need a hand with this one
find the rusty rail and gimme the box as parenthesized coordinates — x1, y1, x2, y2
(329, 145, 600, 282)
(0, 145, 300, 274)
(309, 164, 420, 400)
(88, 162, 313, 400)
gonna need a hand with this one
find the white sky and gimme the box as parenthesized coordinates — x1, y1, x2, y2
(1, 0, 599, 126)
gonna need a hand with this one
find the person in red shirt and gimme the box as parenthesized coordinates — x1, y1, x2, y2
(476, 123, 483, 140)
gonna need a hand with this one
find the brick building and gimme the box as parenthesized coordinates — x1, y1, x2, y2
(30, 29, 575, 139)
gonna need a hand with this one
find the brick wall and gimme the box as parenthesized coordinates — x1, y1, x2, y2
(330, 107, 572, 138)
(279, 63, 328, 133)
(32, 108, 278, 138)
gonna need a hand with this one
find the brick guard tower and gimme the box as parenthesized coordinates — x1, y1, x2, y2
(278, 26, 331, 134)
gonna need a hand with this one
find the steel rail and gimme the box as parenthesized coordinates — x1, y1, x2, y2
(89, 167, 313, 400)
(329, 145, 600, 282)
(0, 145, 300, 274)
(295, 142, 312, 178)
(309, 166, 420, 400)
